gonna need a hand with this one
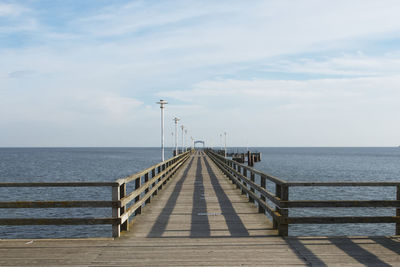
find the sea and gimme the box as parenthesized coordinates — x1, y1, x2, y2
(0, 147, 399, 238)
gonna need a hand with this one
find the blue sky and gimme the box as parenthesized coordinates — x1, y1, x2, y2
(1, 0, 400, 147)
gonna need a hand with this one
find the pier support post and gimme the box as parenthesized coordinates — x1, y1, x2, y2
(397, 185, 400, 235)
(112, 185, 121, 238)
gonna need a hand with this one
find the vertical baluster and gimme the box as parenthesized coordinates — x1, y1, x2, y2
(112, 185, 121, 238)
(162, 163, 167, 184)
(397, 185, 400, 235)
(158, 166, 162, 190)
(120, 182, 128, 231)
(152, 168, 157, 196)
(273, 184, 281, 230)
(145, 173, 150, 204)
(249, 171, 255, 203)
(242, 168, 247, 195)
(236, 165, 241, 189)
(135, 177, 141, 215)
(259, 175, 266, 214)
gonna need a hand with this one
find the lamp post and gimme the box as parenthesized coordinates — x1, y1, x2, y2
(171, 132, 174, 153)
(220, 133, 223, 150)
(224, 132, 227, 157)
(181, 125, 185, 153)
(184, 129, 188, 152)
(156, 100, 168, 161)
(173, 117, 180, 155)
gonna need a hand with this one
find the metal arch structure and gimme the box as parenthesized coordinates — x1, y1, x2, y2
(194, 140, 205, 148)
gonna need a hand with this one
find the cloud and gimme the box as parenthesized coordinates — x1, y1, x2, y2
(8, 70, 35, 78)
(0, 2, 27, 17)
(262, 53, 400, 77)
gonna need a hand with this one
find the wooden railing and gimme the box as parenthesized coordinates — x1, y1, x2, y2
(0, 150, 191, 238)
(206, 149, 400, 236)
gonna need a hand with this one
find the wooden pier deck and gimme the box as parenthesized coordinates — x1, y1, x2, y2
(1, 151, 400, 266)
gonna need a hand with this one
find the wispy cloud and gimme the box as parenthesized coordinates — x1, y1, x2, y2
(0, 2, 27, 17)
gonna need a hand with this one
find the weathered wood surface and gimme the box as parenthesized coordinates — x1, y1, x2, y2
(1, 151, 400, 266)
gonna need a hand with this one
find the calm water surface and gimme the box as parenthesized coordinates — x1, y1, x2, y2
(1, 147, 399, 238)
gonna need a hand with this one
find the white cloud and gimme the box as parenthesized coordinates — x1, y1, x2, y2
(0, 2, 27, 17)
(263, 53, 400, 76)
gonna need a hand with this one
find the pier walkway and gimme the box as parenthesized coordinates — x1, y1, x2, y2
(1, 151, 400, 266)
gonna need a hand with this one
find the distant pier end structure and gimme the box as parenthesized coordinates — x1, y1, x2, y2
(194, 140, 205, 148)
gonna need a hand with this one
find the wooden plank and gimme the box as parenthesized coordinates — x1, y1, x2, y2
(0, 201, 116, 208)
(0, 218, 118, 225)
(0, 182, 119, 187)
(281, 200, 400, 208)
(287, 182, 400, 186)
(286, 216, 400, 224)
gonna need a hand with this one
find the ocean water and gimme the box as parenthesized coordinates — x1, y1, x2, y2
(0, 147, 399, 238)
(0, 147, 164, 239)
(246, 147, 400, 236)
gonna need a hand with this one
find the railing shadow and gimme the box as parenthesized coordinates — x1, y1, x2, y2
(147, 157, 195, 238)
(203, 155, 249, 237)
(190, 154, 210, 237)
(285, 236, 398, 267)
(328, 237, 392, 267)
(370, 236, 400, 255)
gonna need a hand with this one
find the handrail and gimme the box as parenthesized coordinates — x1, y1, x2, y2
(206, 149, 400, 237)
(0, 150, 192, 238)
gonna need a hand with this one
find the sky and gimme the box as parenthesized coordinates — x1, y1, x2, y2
(1, 0, 400, 147)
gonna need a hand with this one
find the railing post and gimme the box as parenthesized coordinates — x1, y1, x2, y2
(135, 177, 141, 215)
(158, 166, 163, 190)
(120, 182, 128, 231)
(275, 184, 288, 236)
(112, 185, 121, 238)
(236, 165, 241, 189)
(273, 184, 280, 230)
(242, 168, 247, 195)
(259, 175, 266, 214)
(162, 163, 167, 184)
(249, 172, 255, 203)
(397, 185, 400, 235)
(144, 173, 150, 204)
(152, 168, 157, 196)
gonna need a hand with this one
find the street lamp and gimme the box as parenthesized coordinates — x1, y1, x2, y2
(181, 125, 185, 153)
(224, 132, 227, 157)
(171, 132, 174, 152)
(173, 117, 180, 155)
(185, 129, 188, 152)
(156, 100, 168, 161)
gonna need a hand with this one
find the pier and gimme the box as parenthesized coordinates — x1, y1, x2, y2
(1, 150, 400, 266)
